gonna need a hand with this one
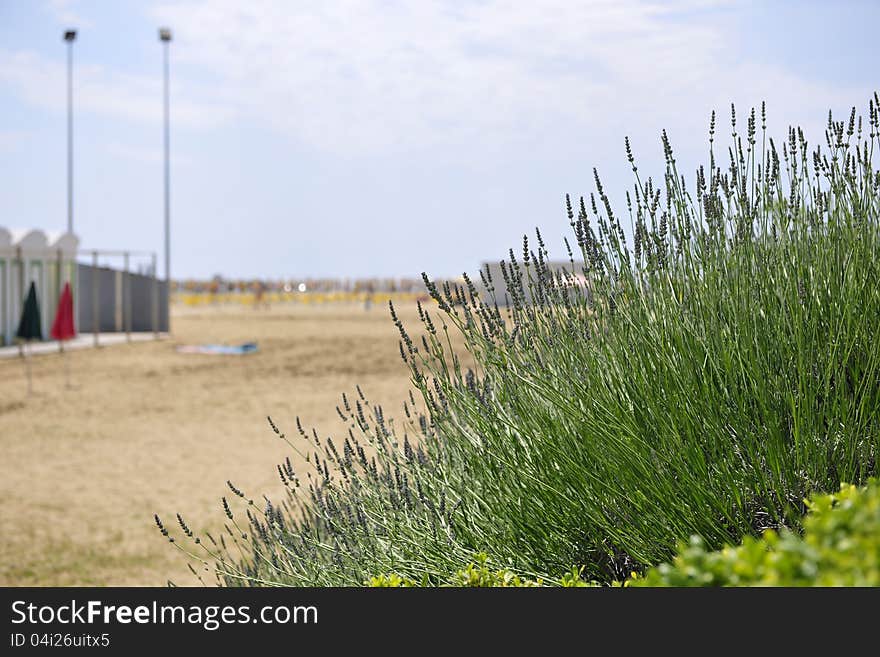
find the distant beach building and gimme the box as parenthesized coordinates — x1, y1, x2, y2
(0, 227, 79, 345)
(478, 259, 589, 305)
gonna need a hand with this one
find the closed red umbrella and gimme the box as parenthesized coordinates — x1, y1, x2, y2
(51, 282, 76, 341)
(51, 282, 76, 388)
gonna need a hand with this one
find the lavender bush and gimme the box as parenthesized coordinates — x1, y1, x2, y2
(160, 95, 880, 585)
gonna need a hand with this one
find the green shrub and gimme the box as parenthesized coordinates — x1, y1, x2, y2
(366, 573, 419, 587)
(160, 95, 880, 586)
(636, 479, 880, 586)
(448, 553, 543, 587)
(368, 554, 597, 587)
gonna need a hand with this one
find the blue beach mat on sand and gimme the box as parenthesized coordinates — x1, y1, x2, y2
(176, 342, 258, 355)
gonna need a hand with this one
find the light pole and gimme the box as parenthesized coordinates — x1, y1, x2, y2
(64, 29, 76, 235)
(159, 27, 172, 330)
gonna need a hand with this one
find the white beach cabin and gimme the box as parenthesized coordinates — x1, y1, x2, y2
(0, 227, 79, 346)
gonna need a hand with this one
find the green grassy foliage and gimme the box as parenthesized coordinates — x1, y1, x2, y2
(160, 96, 880, 586)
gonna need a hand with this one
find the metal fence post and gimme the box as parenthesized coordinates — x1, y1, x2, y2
(152, 253, 159, 340)
(114, 270, 122, 332)
(124, 252, 131, 342)
(57, 249, 63, 353)
(92, 250, 99, 347)
(16, 246, 23, 358)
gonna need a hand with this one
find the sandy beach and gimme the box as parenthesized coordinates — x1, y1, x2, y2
(0, 301, 428, 585)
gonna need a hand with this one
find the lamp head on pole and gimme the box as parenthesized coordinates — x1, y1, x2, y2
(64, 30, 77, 42)
(159, 27, 172, 42)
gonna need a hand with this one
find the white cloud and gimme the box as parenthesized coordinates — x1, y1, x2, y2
(0, 48, 236, 129)
(0, 130, 29, 153)
(103, 141, 162, 164)
(3, 1, 873, 158)
(104, 141, 193, 167)
(46, 0, 94, 28)
(141, 0, 871, 156)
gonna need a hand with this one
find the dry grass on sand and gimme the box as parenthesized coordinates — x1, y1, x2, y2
(0, 302, 436, 586)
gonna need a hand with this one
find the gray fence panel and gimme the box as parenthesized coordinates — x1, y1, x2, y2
(77, 264, 168, 333)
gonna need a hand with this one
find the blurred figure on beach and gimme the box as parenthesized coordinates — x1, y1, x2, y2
(253, 280, 270, 310)
(364, 282, 374, 311)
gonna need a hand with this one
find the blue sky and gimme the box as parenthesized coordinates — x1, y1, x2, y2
(1, 0, 877, 279)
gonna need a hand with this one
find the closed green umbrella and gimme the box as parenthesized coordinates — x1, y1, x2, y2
(17, 281, 42, 341)
(16, 281, 42, 394)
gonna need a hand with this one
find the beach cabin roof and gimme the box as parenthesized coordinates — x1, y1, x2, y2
(0, 227, 79, 257)
(46, 230, 80, 256)
(9, 228, 49, 253)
